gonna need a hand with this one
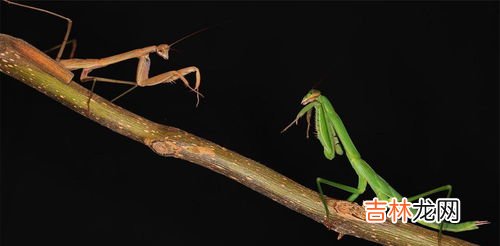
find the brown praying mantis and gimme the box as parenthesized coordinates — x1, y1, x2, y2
(3, 0, 204, 106)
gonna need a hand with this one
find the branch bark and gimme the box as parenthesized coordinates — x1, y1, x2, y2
(0, 34, 477, 246)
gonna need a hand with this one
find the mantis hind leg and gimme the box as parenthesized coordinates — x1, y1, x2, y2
(404, 185, 486, 239)
(316, 177, 367, 218)
(4, 0, 72, 62)
(407, 185, 452, 202)
(406, 184, 452, 242)
(44, 39, 78, 59)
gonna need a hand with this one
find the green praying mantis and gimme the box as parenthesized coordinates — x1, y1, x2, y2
(282, 89, 488, 236)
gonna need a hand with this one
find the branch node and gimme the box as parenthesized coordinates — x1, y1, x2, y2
(148, 139, 179, 157)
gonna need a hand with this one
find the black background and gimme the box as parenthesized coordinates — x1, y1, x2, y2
(1, 1, 498, 245)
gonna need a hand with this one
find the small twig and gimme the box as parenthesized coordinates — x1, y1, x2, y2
(0, 34, 477, 246)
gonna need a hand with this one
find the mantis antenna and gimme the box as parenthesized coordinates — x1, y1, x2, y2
(169, 26, 212, 48)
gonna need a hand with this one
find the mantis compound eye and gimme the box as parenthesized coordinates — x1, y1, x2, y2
(309, 89, 321, 97)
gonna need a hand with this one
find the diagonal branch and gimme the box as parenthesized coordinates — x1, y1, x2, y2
(0, 33, 477, 246)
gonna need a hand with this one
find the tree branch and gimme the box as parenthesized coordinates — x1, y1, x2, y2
(0, 34, 477, 246)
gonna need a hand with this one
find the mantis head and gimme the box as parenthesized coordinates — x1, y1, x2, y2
(156, 44, 170, 60)
(301, 89, 321, 105)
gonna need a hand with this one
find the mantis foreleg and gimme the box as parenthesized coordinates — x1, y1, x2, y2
(282, 102, 317, 134)
(282, 101, 343, 160)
